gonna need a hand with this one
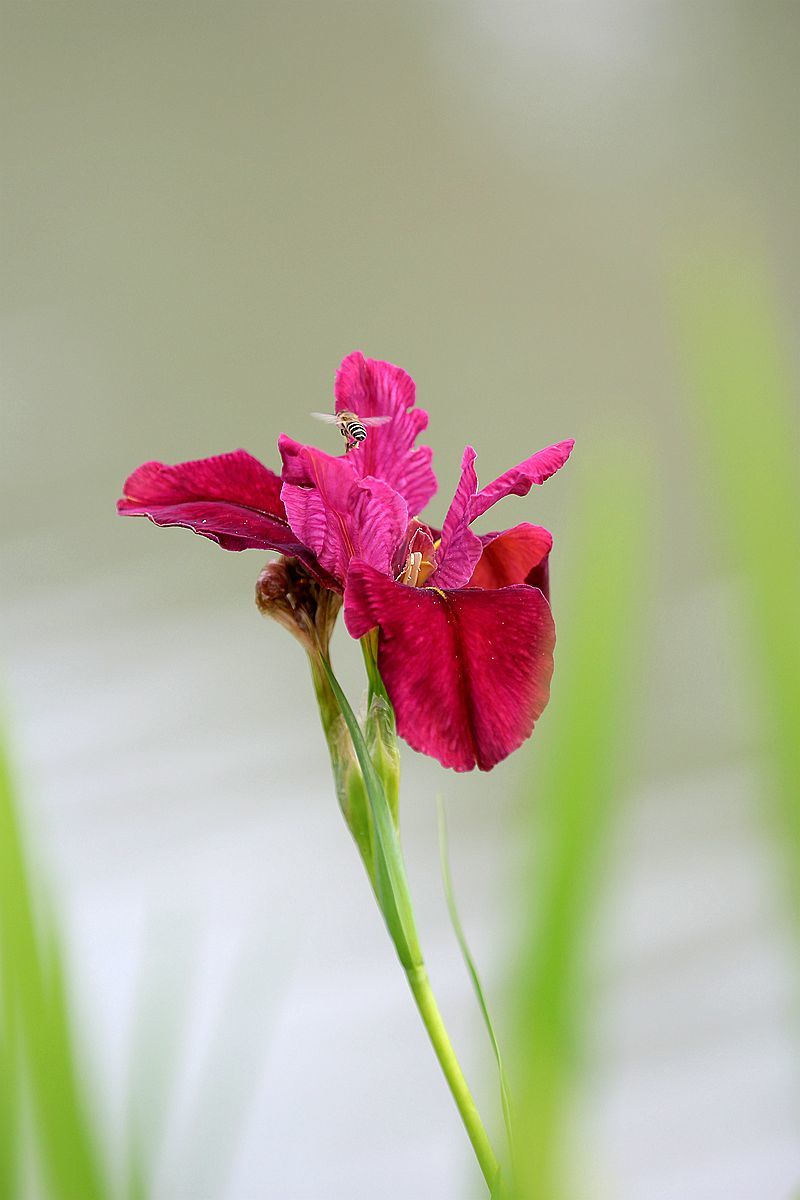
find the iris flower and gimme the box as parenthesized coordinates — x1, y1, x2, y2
(118, 352, 572, 771)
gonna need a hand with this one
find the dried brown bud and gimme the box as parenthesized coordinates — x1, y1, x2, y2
(255, 557, 342, 658)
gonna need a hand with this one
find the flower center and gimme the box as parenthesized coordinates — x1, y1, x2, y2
(397, 549, 436, 588)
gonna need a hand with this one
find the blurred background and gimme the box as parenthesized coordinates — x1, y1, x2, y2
(2, 2, 799, 1197)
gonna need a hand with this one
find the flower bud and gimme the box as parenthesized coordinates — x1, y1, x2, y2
(325, 709, 374, 866)
(365, 692, 401, 828)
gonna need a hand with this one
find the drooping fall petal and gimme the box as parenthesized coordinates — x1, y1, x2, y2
(117, 451, 334, 584)
(426, 447, 484, 590)
(280, 439, 407, 580)
(470, 439, 575, 521)
(333, 351, 437, 514)
(469, 523, 553, 592)
(345, 562, 555, 771)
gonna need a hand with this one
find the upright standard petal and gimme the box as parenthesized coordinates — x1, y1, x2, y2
(470, 439, 575, 520)
(333, 351, 437, 515)
(345, 562, 555, 772)
(280, 440, 407, 581)
(426, 447, 484, 590)
(118, 451, 334, 583)
(469, 523, 552, 591)
(278, 433, 340, 489)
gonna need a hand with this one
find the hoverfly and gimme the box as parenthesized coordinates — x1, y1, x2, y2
(311, 409, 391, 451)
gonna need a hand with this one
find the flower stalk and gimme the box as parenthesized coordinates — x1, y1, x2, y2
(404, 963, 501, 1192)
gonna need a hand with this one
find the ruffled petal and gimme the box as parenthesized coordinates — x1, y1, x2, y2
(470, 439, 575, 521)
(351, 479, 409, 576)
(469, 523, 552, 593)
(278, 433, 350, 489)
(333, 351, 437, 515)
(280, 440, 407, 581)
(427, 446, 484, 589)
(335, 351, 416, 418)
(345, 562, 555, 771)
(118, 451, 335, 584)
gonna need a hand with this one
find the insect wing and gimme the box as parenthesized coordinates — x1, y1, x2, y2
(360, 415, 392, 427)
(310, 411, 340, 424)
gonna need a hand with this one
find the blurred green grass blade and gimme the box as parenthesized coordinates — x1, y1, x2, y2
(1, 829, 21, 1200)
(0, 724, 110, 1200)
(125, 1152, 148, 1200)
(674, 255, 800, 917)
(123, 914, 198, 1199)
(512, 450, 654, 1200)
(176, 928, 278, 1200)
(437, 796, 515, 1162)
(0, 995, 20, 1200)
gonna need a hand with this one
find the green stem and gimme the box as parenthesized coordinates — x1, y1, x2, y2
(360, 630, 386, 702)
(405, 963, 501, 1192)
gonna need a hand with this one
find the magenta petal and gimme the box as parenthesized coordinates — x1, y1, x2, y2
(345, 563, 555, 772)
(281, 442, 407, 580)
(469, 523, 553, 592)
(333, 352, 437, 515)
(351, 479, 409, 575)
(335, 351, 416, 417)
(427, 446, 484, 589)
(118, 451, 334, 582)
(278, 433, 349, 489)
(526, 555, 550, 602)
(121, 449, 283, 517)
(470, 439, 575, 520)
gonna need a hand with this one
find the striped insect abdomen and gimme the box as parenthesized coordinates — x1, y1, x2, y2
(344, 420, 367, 443)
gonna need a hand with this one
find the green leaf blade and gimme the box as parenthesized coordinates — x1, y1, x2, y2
(437, 796, 516, 1166)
